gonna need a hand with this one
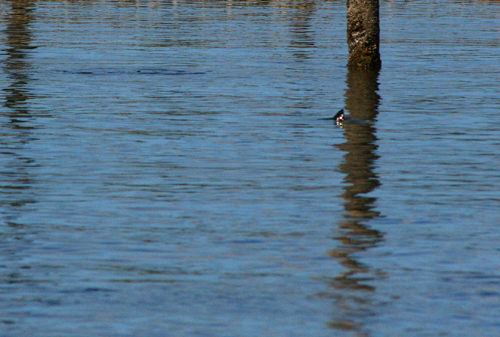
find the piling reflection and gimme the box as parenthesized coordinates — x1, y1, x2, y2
(1, 1, 37, 227)
(327, 68, 384, 334)
(289, 1, 316, 60)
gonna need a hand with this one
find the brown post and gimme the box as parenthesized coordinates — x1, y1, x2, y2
(347, 0, 381, 68)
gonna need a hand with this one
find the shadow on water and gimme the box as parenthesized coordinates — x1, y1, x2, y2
(1, 1, 38, 227)
(326, 68, 384, 335)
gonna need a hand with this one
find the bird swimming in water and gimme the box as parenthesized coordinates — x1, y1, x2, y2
(320, 109, 371, 126)
(320, 109, 344, 125)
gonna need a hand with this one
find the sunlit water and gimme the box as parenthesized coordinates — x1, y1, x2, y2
(1, 1, 499, 336)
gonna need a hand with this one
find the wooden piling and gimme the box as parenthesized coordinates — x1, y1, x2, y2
(347, 0, 381, 69)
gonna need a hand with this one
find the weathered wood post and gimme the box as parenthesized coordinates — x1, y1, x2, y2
(347, 0, 381, 68)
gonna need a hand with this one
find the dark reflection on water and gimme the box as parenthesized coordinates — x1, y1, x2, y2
(1, 1, 38, 228)
(3, 1, 36, 117)
(326, 69, 384, 334)
(289, 1, 316, 60)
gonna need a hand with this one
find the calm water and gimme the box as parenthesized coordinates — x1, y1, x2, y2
(1, 0, 499, 336)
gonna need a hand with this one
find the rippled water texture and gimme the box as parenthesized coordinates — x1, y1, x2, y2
(1, 1, 499, 336)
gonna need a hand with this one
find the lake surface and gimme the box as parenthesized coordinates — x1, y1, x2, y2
(1, 0, 499, 336)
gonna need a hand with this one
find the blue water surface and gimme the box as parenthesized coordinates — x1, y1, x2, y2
(1, 1, 499, 336)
